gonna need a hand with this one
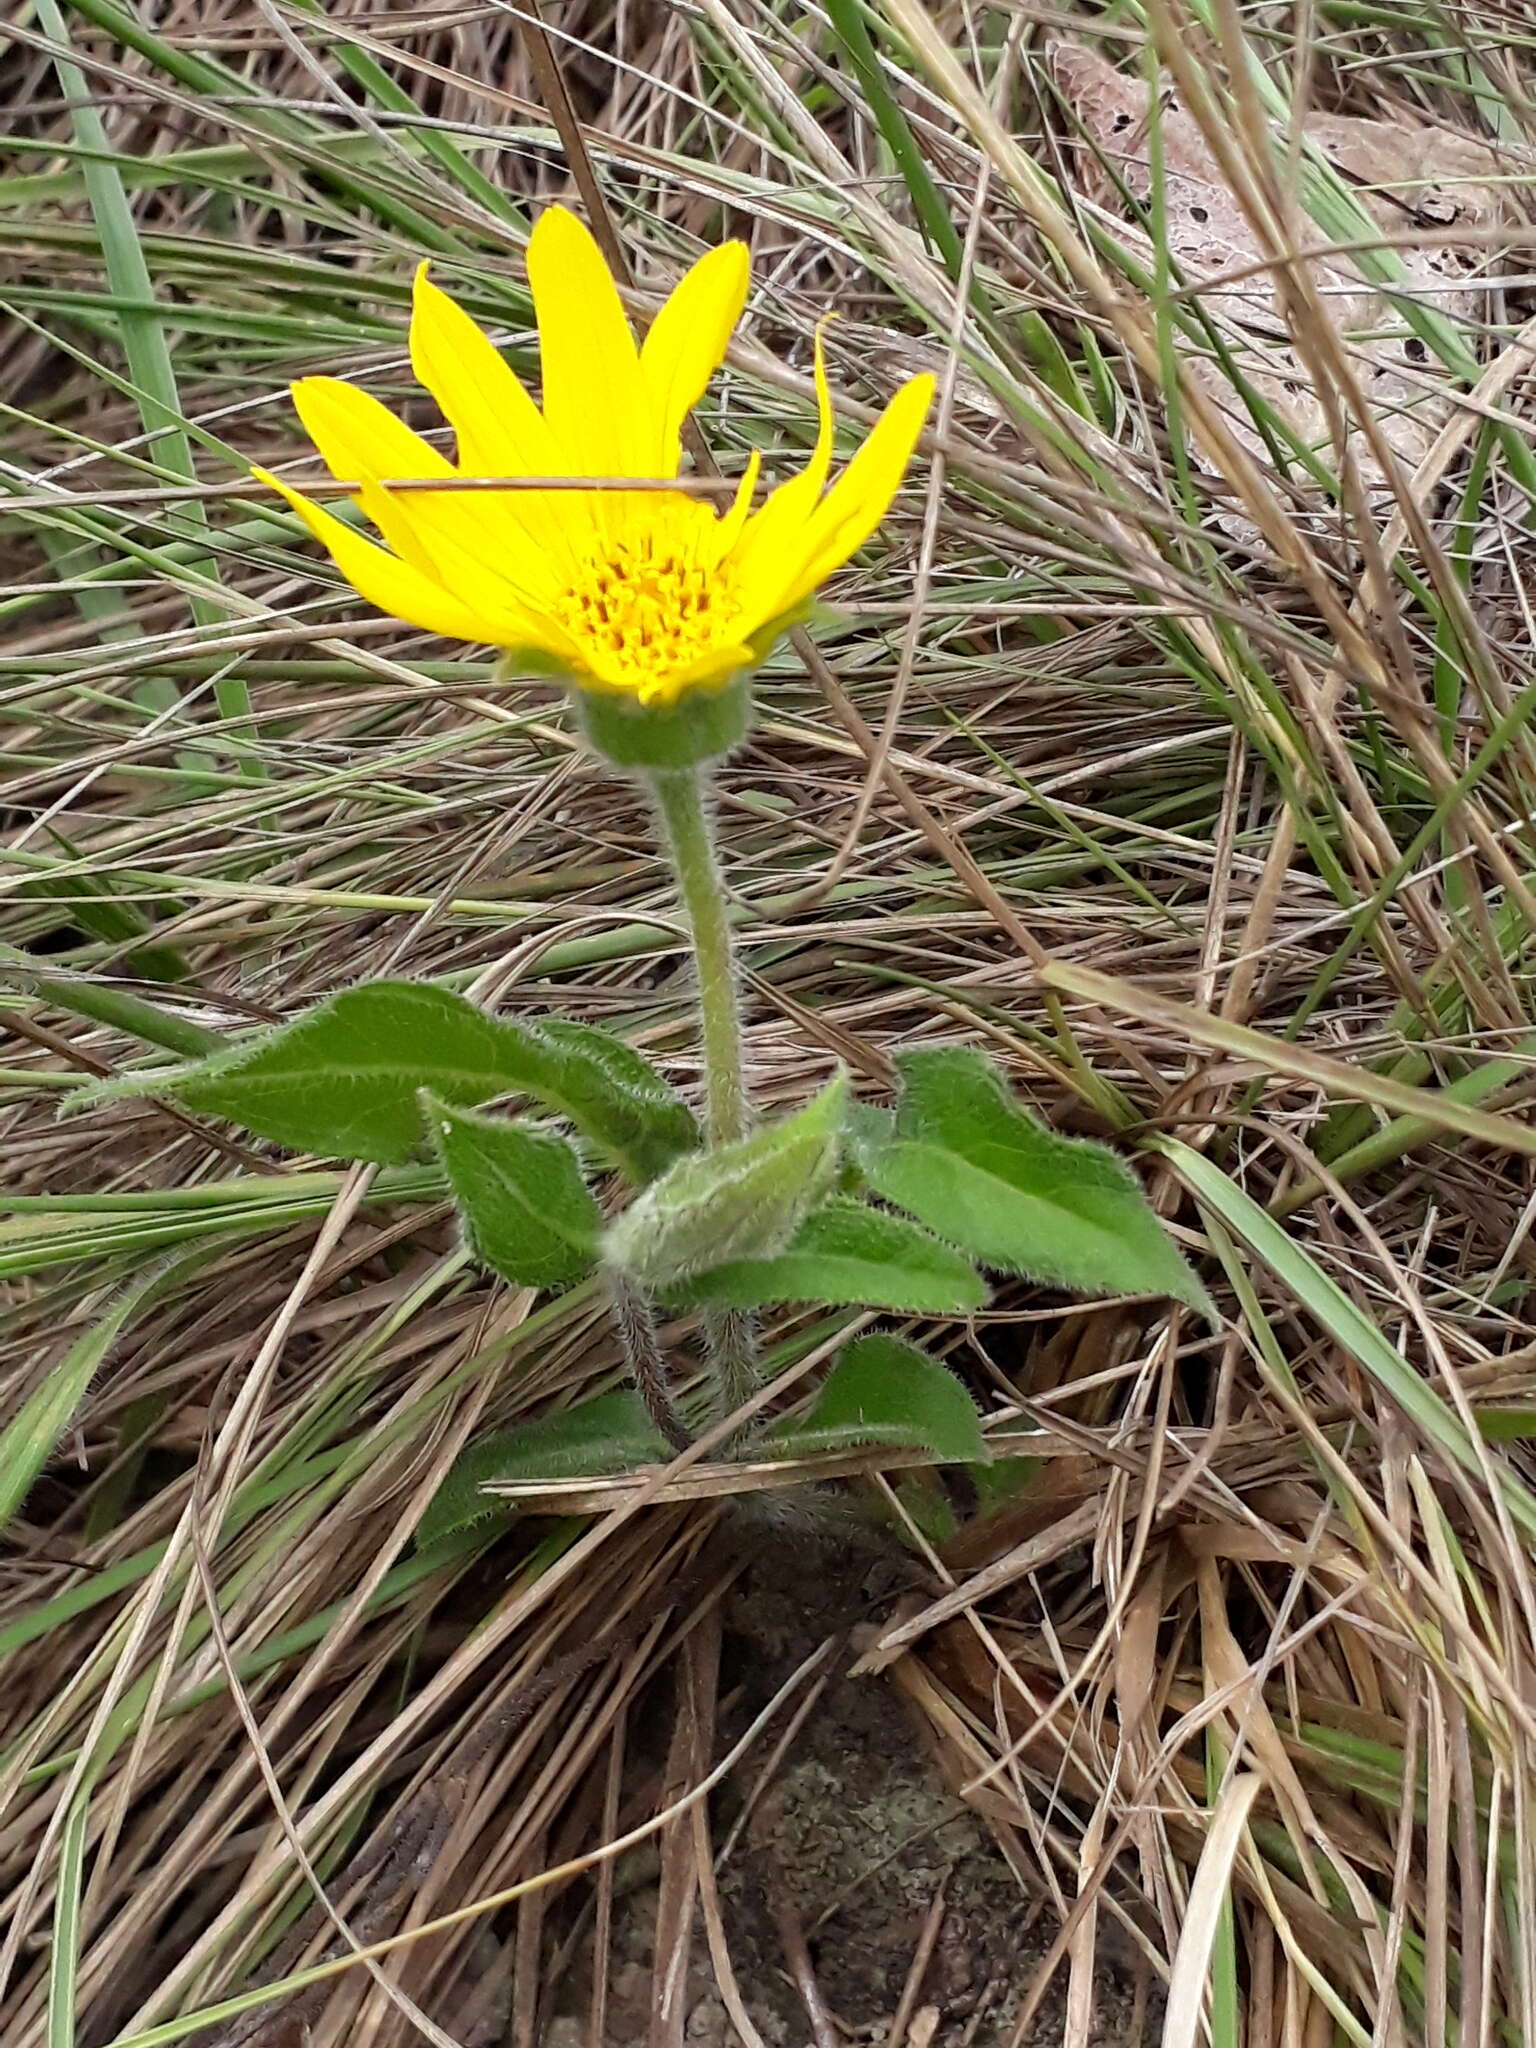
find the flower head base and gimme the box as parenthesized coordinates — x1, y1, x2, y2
(256, 207, 933, 710)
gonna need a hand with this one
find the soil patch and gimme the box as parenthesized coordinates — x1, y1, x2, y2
(553, 1541, 1154, 2044)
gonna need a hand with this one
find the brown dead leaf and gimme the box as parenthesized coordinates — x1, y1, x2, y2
(1045, 41, 1515, 486)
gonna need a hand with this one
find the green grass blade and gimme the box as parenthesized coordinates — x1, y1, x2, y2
(28, 0, 258, 761)
(824, 0, 964, 274)
(1156, 1138, 1536, 1544)
(0, 1261, 186, 1532)
(47, 1785, 89, 2048)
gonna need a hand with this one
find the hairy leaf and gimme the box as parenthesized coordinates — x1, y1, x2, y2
(426, 1097, 600, 1288)
(80, 982, 695, 1178)
(605, 1074, 847, 1293)
(0, 1260, 189, 1531)
(677, 1198, 986, 1313)
(765, 1334, 986, 1466)
(417, 1389, 665, 1545)
(862, 1047, 1211, 1314)
(530, 1018, 698, 1182)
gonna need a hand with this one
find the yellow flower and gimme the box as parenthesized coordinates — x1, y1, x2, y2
(255, 207, 933, 709)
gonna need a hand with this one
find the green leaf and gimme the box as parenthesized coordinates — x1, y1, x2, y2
(416, 1390, 665, 1545)
(862, 1048, 1212, 1315)
(848, 1101, 895, 1156)
(894, 1472, 959, 1546)
(80, 982, 695, 1178)
(604, 1074, 848, 1293)
(676, 1198, 987, 1313)
(970, 1455, 1041, 1515)
(530, 1018, 698, 1183)
(766, 1334, 986, 1466)
(1476, 1408, 1536, 1443)
(425, 1097, 600, 1289)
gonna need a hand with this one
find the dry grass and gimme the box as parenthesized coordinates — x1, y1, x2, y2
(4, 0, 1536, 2042)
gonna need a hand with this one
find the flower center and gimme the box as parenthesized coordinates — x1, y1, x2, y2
(554, 533, 736, 694)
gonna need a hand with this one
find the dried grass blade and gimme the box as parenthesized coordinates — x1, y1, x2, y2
(1163, 1773, 1262, 2048)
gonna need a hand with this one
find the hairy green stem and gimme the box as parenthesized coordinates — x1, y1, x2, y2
(648, 764, 762, 1423)
(648, 767, 748, 1145)
(701, 1305, 760, 1418)
(605, 1269, 692, 1453)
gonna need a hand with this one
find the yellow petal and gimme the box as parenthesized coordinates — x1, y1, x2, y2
(711, 450, 762, 559)
(256, 468, 506, 644)
(800, 321, 840, 499)
(290, 375, 452, 578)
(724, 324, 837, 601)
(291, 376, 565, 614)
(756, 372, 933, 618)
(576, 636, 755, 709)
(640, 241, 749, 472)
(291, 375, 451, 485)
(526, 206, 650, 478)
(369, 475, 577, 616)
(645, 640, 756, 707)
(409, 264, 557, 477)
(410, 268, 597, 573)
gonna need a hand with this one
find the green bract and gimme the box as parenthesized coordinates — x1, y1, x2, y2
(603, 1072, 849, 1292)
(572, 672, 754, 769)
